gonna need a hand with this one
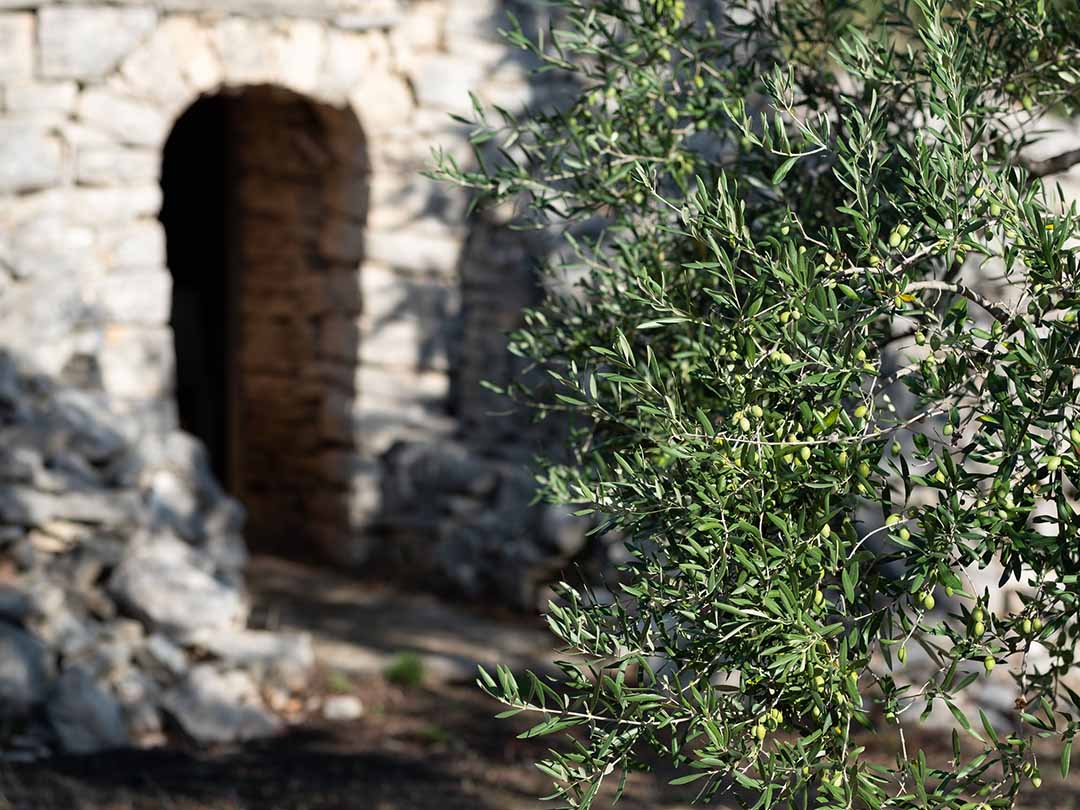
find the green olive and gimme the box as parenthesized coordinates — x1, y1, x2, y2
(799, 446, 811, 461)
(898, 528, 910, 541)
(922, 593, 936, 611)
(1047, 455, 1061, 472)
(983, 656, 995, 674)
(897, 645, 907, 663)
(853, 405, 868, 419)
(858, 461, 871, 477)
(973, 621, 985, 637)
(1022, 618, 1032, 635)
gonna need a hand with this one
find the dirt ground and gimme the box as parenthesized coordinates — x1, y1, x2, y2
(2, 556, 1078, 810)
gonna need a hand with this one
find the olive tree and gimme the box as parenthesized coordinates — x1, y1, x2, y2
(435, 0, 1080, 807)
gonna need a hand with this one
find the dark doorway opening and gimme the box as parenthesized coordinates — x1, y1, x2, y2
(161, 95, 232, 484)
(160, 86, 369, 555)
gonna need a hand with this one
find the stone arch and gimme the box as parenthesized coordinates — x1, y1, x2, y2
(159, 83, 369, 556)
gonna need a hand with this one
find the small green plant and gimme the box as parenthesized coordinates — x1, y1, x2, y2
(325, 669, 355, 695)
(384, 652, 426, 689)
(436, 0, 1080, 808)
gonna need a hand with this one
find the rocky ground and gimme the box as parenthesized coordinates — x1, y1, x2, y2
(2, 555, 1079, 810)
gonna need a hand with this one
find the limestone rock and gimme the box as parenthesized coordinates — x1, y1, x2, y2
(0, 14, 34, 80)
(0, 622, 51, 715)
(77, 89, 169, 148)
(322, 695, 364, 721)
(185, 629, 314, 691)
(39, 7, 157, 80)
(0, 122, 64, 194)
(108, 533, 248, 636)
(162, 665, 281, 744)
(46, 667, 130, 754)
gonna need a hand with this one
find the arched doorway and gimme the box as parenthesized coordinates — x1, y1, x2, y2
(160, 85, 369, 555)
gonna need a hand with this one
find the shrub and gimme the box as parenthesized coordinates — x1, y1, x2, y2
(435, 1, 1080, 807)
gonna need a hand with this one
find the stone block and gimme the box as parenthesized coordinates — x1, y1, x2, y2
(2, 212, 95, 279)
(98, 325, 174, 401)
(117, 19, 195, 110)
(0, 14, 33, 79)
(359, 316, 450, 371)
(162, 666, 280, 744)
(409, 54, 484, 113)
(210, 18, 277, 86)
(357, 365, 449, 411)
(76, 146, 160, 186)
(96, 269, 172, 325)
(77, 88, 168, 148)
(361, 264, 459, 324)
(388, 0, 443, 72)
(320, 30, 382, 98)
(348, 69, 414, 133)
(0, 121, 64, 194)
(98, 220, 167, 268)
(364, 228, 462, 276)
(272, 19, 325, 97)
(4, 81, 78, 114)
(163, 17, 221, 93)
(368, 171, 468, 231)
(39, 7, 157, 80)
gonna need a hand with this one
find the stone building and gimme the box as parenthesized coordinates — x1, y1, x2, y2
(0, 0, 584, 605)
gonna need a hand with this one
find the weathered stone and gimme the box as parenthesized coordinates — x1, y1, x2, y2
(95, 269, 172, 326)
(162, 665, 281, 744)
(410, 54, 484, 112)
(98, 325, 174, 401)
(0, 122, 64, 194)
(108, 533, 249, 636)
(210, 18, 277, 86)
(273, 19, 325, 96)
(46, 667, 130, 754)
(4, 81, 79, 114)
(348, 70, 414, 132)
(0, 586, 30, 624)
(0, 622, 50, 714)
(39, 7, 157, 80)
(77, 88, 169, 148)
(359, 315, 451, 371)
(76, 146, 161, 187)
(365, 228, 463, 275)
(1, 212, 96, 280)
(185, 629, 314, 691)
(98, 220, 167, 269)
(162, 17, 221, 93)
(0, 14, 34, 79)
(322, 694, 364, 721)
(0, 487, 137, 528)
(139, 633, 189, 679)
(117, 21, 194, 110)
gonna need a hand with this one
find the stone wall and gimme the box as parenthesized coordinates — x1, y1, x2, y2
(0, 0, 585, 604)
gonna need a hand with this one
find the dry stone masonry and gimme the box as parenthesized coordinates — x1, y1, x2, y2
(0, 0, 590, 754)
